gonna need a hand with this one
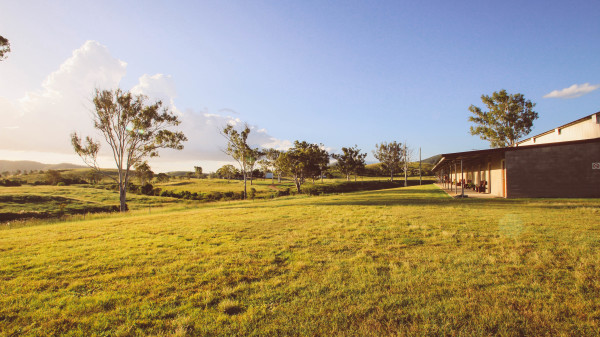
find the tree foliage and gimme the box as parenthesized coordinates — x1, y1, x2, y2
(279, 141, 324, 192)
(45, 170, 62, 185)
(135, 162, 154, 186)
(194, 166, 203, 178)
(216, 164, 238, 180)
(468, 89, 538, 148)
(0, 35, 10, 61)
(246, 147, 263, 185)
(373, 141, 403, 181)
(315, 145, 330, 183)
(332, 145, 366, 181)
(87, 169, 102, 184)
(258, 148, 281, 183)
(71, 89, 186, 211)
(155, 173, 170, 183)
(221, 123, 254, 199)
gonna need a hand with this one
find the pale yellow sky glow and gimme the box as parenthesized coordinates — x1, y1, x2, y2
(0, 41, 290, 173)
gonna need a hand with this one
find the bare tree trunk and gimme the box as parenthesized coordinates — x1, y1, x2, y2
(243, 174, 247, 199)
(119, 185, 128, 211)
(294, 175, 301, 193)
(346, 173, 350, 181)
(390, 170, 393, 182)
(118, 169, 129, 212)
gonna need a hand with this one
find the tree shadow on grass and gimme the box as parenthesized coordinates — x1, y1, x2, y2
(223, 186, 525, 209)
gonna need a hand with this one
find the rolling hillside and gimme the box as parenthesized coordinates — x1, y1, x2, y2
(0, 160, 85, 173)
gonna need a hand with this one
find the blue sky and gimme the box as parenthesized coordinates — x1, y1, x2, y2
(1, 0, 599, 172)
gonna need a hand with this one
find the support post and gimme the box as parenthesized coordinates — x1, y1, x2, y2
(461, 159, 464, 197)
(454, 162, 458, 194)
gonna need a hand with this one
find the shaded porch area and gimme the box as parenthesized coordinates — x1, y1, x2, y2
(432, 147, 507, 198)
(434, 183, 499, 199)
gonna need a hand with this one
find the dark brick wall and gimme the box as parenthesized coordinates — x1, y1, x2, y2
(506, 140, 600, 198)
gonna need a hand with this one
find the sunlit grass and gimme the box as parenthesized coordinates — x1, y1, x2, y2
(0, 185, 186, 213)
(155, 176, 431, 198)
(1, 185, 599, 335)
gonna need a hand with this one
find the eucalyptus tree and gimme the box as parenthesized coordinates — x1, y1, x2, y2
(71, 88, 186, 211)
(373, 141, 403, 182)
(315, 145, 330, 183)
(469, 89, 538, 148)
(134, 162, 154, 185)
(280, 141, 322, 192)
(246, 147, 263, 185)
(221, 123, 253, 199)
(216, 164, 238, 180)
(194, 166, 203, 178)
(332, 145, 366, 181)
(259, 148, 281, 183)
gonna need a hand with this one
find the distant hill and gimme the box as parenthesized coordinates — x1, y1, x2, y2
(0, 160, 85, 173)
(421, 154, 442, 165)
(365, 154, 441, 169)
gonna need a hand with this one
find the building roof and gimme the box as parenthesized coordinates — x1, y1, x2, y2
(432, 136, 600, 172)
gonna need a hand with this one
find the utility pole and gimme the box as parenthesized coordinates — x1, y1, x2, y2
(404, 142, 408, 187)
(419, 147, 422, 185)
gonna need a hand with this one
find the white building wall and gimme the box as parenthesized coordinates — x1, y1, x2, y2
(488, 155, 505, 197)
(517, 113, 600, 146)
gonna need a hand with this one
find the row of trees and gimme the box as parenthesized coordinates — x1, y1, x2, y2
(69, 85, 537, 212)
(220, 123, 416, 198)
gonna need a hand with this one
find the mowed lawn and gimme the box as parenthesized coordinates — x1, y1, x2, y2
(1, 185, 599, 336)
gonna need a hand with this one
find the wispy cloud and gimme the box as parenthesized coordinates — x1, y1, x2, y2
(0, 40, 292, 172)
(543, 83, 600, 99)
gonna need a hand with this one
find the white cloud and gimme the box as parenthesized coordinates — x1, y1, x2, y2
(0, 40, 291, 172)
(543, 83, 600, 99)
(0, 40, 126, 152)
(126, 73, 292, 163)
(130, 74, 177, 108)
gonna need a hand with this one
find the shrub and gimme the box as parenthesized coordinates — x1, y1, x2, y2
(0, 179, 22, 187)
(140, 183, 154, 195)
(206, 191, 222, 201)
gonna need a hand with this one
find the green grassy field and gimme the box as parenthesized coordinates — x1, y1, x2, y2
(0, 176, 432, 223)
(0, 185, 189, 223)
(1, 185, 599, 335)
(156, 176, 429, 197)
(155, 177, 293, 198)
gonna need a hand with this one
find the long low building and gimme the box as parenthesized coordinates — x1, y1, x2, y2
(433, 112, 600, 198)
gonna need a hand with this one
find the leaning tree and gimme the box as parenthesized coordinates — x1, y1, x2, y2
(469, 89, 538, 148)
(72, 89, 186, 211)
